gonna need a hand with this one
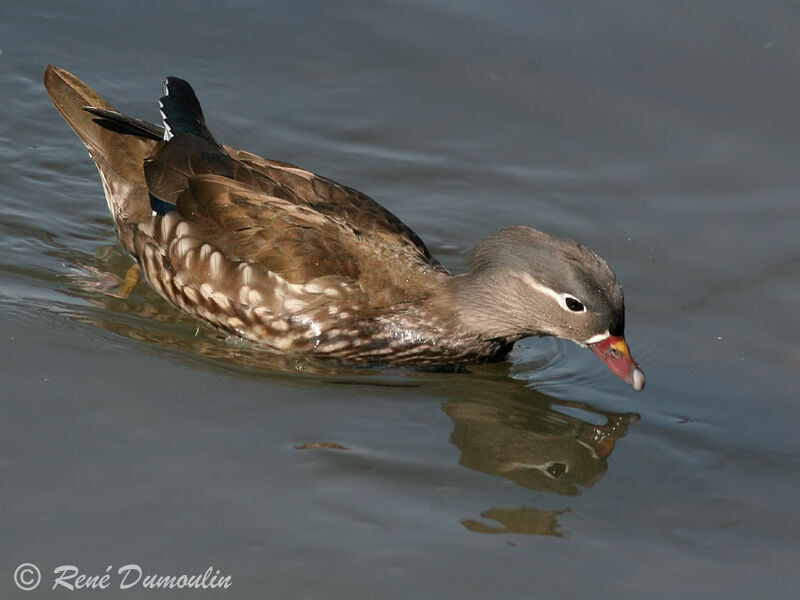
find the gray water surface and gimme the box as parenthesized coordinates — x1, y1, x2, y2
(1, 1, 799, 598)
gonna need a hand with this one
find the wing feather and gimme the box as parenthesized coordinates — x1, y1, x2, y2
(142, 139, 450, 307)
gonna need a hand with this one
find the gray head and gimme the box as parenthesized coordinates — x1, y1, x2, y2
(453, 226, 623, 342)
(451, 226, 644, 390)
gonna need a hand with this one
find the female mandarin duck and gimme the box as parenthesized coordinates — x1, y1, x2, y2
(44, 66, 644, 390)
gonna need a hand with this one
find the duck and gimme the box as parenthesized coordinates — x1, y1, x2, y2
(44, 65, 645, 390)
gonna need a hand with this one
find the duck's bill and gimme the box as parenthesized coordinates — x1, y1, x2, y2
(588, 335, 645, 391)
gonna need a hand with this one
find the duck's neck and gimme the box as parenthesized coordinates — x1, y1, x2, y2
(434, 270, 532, 342)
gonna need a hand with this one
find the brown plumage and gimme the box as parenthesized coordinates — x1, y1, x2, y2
(44, 66, 644, 389)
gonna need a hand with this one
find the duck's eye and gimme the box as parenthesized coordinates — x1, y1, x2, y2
(545, 462, 567, 479)
(564, 297, 585, 312)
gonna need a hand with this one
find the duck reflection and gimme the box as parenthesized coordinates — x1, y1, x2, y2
(443, 386, 638, 495)
(440, 374, 637, 536)
(461, 507, 569, 537)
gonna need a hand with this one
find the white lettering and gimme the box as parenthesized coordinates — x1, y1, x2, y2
(49, 562, 231, 590)
(118, 564, 142, 589)
(52, 565, 78, 591)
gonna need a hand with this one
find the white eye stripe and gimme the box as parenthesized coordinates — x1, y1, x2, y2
(517, 273, 586, 313)
(517, 273, 562, 303)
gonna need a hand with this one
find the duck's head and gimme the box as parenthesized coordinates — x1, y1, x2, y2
(451, 226, 645, 390)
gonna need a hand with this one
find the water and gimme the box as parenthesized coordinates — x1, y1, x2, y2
(2, 1, 799, 598)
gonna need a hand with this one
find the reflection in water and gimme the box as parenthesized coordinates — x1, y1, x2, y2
(55, 244, 639, 536)
(461, 507, 569, 537)
(441, 375, 638, 536)
(444, 393, 637, 495)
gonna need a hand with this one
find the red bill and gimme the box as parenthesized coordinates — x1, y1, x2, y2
(588, 335, 645, 391)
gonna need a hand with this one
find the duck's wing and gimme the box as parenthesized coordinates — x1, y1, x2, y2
(228, 147, 443, 270)
(156, 161, 368, 284)
(144, 135, 447, 306)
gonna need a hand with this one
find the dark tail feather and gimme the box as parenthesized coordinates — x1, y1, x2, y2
(83, 106, 164, 141)
(159, 77, 219, 146)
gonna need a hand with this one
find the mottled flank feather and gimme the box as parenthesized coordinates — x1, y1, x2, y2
(130, 210, 507, 364)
